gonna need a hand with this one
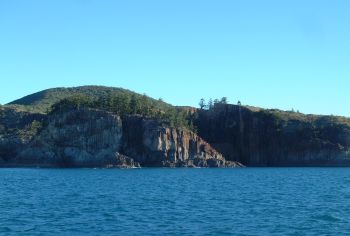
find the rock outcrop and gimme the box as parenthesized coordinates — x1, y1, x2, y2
(0, 108, 241, 168)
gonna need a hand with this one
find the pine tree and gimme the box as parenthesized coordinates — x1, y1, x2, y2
(199, 98, 206, 110)
(220, 97, 228, 104)
(208, 98, 213, 110)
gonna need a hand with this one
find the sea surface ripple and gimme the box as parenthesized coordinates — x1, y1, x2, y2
(1, 168, 350, 235)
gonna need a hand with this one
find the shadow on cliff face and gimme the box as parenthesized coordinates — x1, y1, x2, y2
(195, 104, 350, 166)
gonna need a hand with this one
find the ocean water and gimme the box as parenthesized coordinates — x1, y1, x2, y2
(0, 168, 350, 236)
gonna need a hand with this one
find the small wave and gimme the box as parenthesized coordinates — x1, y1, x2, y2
(312, 214, 342, 223)
(0, 227, 12, 233)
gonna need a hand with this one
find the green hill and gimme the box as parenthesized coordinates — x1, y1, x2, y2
(7, 85, 195, 131)
(8, 86, 171, 114)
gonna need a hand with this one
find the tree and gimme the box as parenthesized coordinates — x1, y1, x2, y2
(110, 94, 130, 115)
(220, 97, 228, 104)
(141, 94, 152, 116)
(208, 98, 213, 110)
(129, 94, 140, 114)
(199, 98, 206, 110)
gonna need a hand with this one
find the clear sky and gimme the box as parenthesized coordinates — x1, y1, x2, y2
(0, 0, 349, 116)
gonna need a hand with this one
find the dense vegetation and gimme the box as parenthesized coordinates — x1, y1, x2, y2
(50, 93, 197, 131)
(7, 86, 199, 131)
(8, 86, 170, 114)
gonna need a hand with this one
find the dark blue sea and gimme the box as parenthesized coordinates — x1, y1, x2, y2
(1, 168, 350, 235)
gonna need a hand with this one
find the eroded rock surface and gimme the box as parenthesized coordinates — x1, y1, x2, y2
(122, 115, 240, 167)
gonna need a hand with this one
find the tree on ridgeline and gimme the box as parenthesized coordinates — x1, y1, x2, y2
(214, 99, 219, 106)
(141, 93, 153, 116)
(199, 98, 206, 110)
(208, 98, 214, 110)
(110, 94, 131, 116)
(220, 97, 228, 104)
(129, 94, 142, 114)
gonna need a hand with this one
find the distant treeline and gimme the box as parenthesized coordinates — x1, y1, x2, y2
(198, 97, 240, 110)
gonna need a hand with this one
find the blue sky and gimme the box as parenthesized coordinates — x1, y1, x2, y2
(0, 0, 349, 116)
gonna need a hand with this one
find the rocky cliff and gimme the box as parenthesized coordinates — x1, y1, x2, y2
(196, 104, 350, 166)
(2, 86, 350, 167)
(0, 108, 241, 168)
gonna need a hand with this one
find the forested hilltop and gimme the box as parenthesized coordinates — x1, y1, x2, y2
(1, 86, 350, 167)
(7, 86, 197, 131)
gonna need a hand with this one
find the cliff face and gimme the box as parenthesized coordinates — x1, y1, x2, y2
(122, 116, 239, 167)
(15, 109, 135, 167)
(196, 104, 350, 166)
(2, 96, 350, 167)
(0, 108, 241, 168)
